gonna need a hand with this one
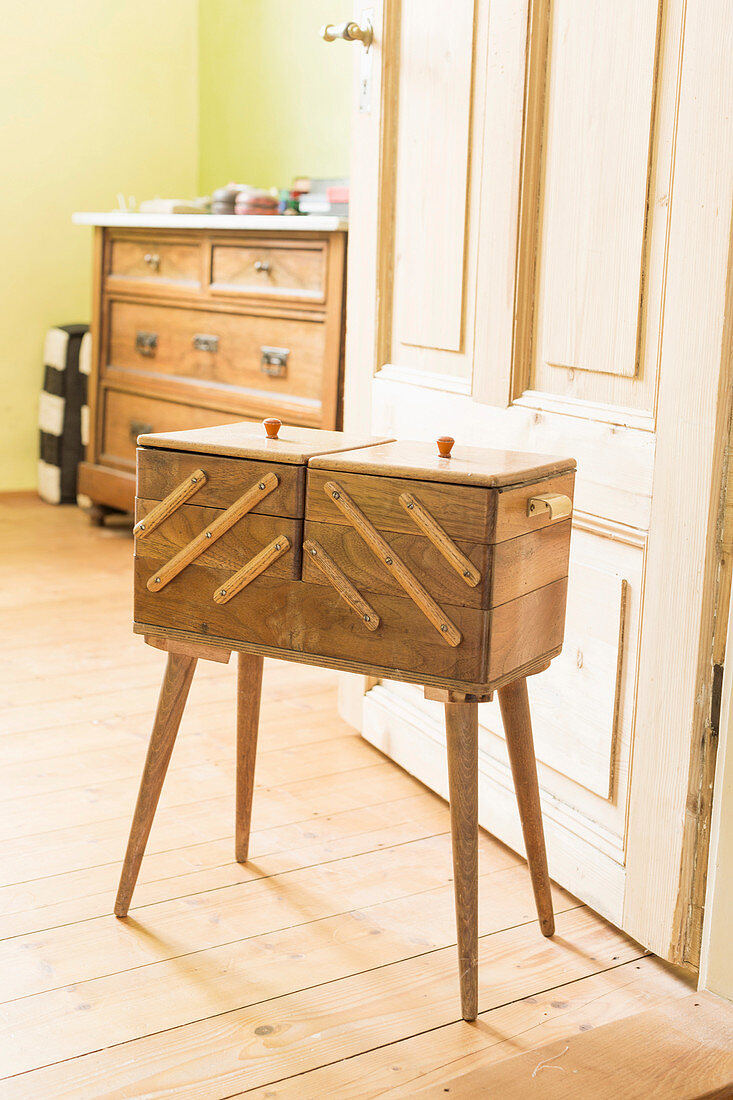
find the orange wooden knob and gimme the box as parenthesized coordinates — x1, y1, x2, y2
(437, 436, 455, 458)
(263, 418, 282, 440)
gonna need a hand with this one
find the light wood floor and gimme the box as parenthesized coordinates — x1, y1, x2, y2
(0, 494, 700, 1098)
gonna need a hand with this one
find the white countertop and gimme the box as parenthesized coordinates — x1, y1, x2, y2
(72, 211, 347, 232)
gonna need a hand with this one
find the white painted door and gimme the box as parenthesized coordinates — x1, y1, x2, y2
(338, 0, 733, 967)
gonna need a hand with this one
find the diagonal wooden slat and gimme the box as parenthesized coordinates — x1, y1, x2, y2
(146, 472, 279, 592)
(303, 538, 380, 631)
(133, 469, 207, 539)
(323, 480, 462, 646)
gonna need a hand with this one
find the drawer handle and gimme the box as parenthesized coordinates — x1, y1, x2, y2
(144, 252, 160, 271)
(323, 480, 462, 648)
(254, 259, 271, 274)
(147, 473, 279, 592)
(527, 493, 573, 521)
(134, 469, 207, 539)
(135, 331, 158, 357)
(304, 539, 380, 631)
(213, 535, 291, 604)
(193, 333, 219, 353)
(399, 492, 481, 588)
(261, 346, 289, 378)
(129, 419, 153, 442)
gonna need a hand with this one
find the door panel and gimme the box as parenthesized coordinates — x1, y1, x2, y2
(393, 0, 475, 352)
(537, 0, 660, 379)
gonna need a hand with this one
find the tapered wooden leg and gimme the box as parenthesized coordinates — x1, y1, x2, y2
(445, 698, 479, 1022)
(235, 651, 264, 863)
(497, 676, 555, 937)
(114, 652, 197, 917)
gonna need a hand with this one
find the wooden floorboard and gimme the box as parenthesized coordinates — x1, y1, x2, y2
(405, 992, 733, 1098)
(0, 496, 705, 1098)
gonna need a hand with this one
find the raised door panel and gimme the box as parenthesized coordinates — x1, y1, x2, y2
(392, 0, 475, 354)
(537, 0, 660, 379)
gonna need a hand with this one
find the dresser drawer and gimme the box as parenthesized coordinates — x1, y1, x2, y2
(100, 390, 246, 469)
(210, 242, 326, 302)
(105, 300, 326, 407)
(106, 236, 201, 291)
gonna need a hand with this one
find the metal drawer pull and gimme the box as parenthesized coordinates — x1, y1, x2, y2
(399, 491, 481, 588)
(193, 333, 219, 353)
(143, 252, 160, 271)
(134, 469, 207, 539)
(214, 535, 291, 604)
(527, 493, 573, 521)
(261, 346, 289, 377)
(254, 259, 271, 273)
(129, 419, 153, 442)
(135, 331, 158, 356)
(147, 472, 279, 592)
(304, 539, 380, 631)
(324, 480, 462, 647)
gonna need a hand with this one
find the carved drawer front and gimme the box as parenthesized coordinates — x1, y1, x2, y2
(106, 236, 201, 291)
(99, 390, 246, 469)
(106, 300, 326, 413)
(210, 242, 327, 302)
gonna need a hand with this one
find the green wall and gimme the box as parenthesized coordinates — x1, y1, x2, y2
(0, 0, 199, 492)
(1, 0, 353, 492)
(198, 0, 353, 193)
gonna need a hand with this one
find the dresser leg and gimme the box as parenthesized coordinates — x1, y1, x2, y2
(235, 651, 264, 863)
(445, 698, 479, 1022)
(114, 652, 197, 917)
(497, 677, 555, 937)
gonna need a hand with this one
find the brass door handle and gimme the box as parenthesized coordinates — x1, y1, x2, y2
(320, 19, 372, 48)
(527, 493, 573, 521)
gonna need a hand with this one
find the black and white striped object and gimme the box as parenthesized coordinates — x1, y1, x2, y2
(38, 324, 90, 504)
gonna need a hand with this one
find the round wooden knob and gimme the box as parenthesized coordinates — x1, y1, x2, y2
(263, 418, 281, 440)
(437, 436, 455, 458)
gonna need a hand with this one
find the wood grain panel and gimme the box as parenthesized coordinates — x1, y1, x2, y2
(211, 242, 326, 302)
(135, 499, 302, 579)
(106, 299, 326, 403)
(305, 469, 494, 543)
(302, 519, 491, 609)
(133, 556, 490, 686)
(136, 448, 305, 518)
(100, 391, 246, 470)
(487, 579, 568, 683)
(392, 0, 476, 352)
(537, 0, 660, 378)
(107, 237, 201, 289)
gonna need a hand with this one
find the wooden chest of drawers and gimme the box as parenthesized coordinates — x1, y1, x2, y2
(74, 217, 347, 519)
(132, 421, 575, 693)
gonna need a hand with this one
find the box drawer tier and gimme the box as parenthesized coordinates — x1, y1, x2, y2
(211, 242, 327, 301)
(106, 236, 201, 290)
(137, 447, 306, 519)
(106, 299, 327, 409)
(100, 390, 247, 469)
